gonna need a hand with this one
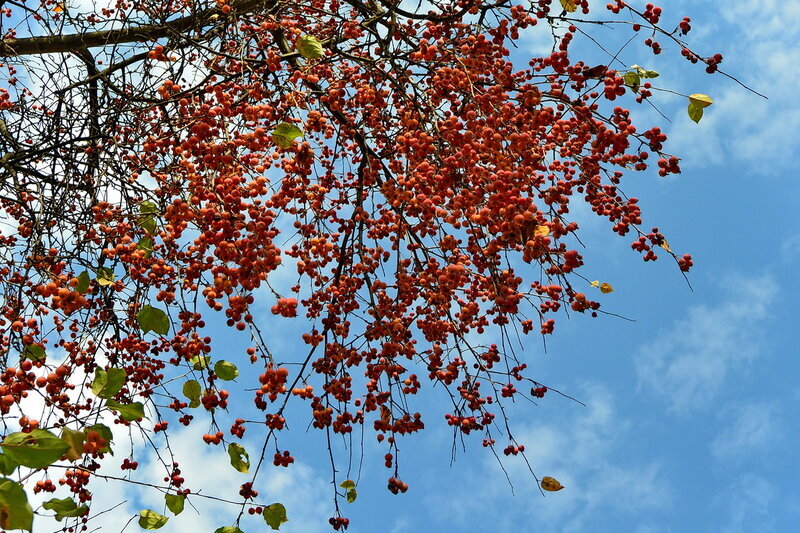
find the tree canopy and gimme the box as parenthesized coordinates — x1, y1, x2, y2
(0, 0, 733, 530)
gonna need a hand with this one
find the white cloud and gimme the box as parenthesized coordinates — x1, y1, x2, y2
(131, 424, 331, 532)
(432, 383, 671, 532)
(634, 525, 675, 533)
(780, 233, 800, 263)
(711, 402, 781, 464)
(389, 516, 411, 533)
(73, 423, 330, 532)
(719, 0, 800, 40)
(716, 475, 777, 533)
(636, 273, 777, 412)
(19, 407, 330, 532)
(666, 0, 800, 174)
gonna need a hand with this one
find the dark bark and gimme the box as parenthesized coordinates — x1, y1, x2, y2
(0, 0, 274, 57)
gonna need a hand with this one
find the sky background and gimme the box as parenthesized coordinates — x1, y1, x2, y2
(10, 0, 800, 532)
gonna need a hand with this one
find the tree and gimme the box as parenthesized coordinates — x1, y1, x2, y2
(0, 0, 738, 530)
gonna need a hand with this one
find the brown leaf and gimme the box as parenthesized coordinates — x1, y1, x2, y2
(583, 64, 607, 79)
(380, 405, 391, 425)
(541, 476, 564, 492)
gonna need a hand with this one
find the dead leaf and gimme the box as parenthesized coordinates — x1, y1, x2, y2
(583, 64, 607, 79)
(590, 281, 614, 294)
(541, 476, 564, 492)
(559, 0, 577, 13)
(380, 405, 391, 425)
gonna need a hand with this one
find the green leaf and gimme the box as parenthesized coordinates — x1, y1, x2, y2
(631, 65, 659, 79)
(213, 528, 245, 533)
(91, 367, 127, 399)
(687, 101, 705, 123)
(623, 71, 640, 92)
(138, 509, 169, 530)
(76, 270, 91, 293)
(0, 430, 70, 469)
(140, 218, 157, 235)
(23, 344, 45, 362)
(86, 424, 113, 454)
(214, 360, 239, 381)
(42, 497, 88, 521)
(139, 201, 158, 234)
(165, 493, 185, 516)
(346, 489, 357, 503)
(96, 267, 115, 286)
(59, 427, 85, 462)
(140, 200, 158, 214)
(271, 123, 303, 149)
(227, 443, 249, 474)
(339, 479, 355, 490)
(262, 503, 288, 530)
(189, 355, 210, 370)
(106, 400, 145, 422)
(296, 35, 324, 59)
(138, 237, 154, 258)
(0, 453, 18, 476)
(183, 380, 201, 400)
(137, 305, 169, 335)
(183, 379, 202, 408)
(0, 478, 33, 531)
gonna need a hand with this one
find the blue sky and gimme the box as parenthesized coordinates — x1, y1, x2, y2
(11, 1, 800, 532)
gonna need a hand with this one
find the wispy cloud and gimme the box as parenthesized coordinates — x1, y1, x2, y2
(132, 424, 332, 533)
(667, 0, 800, 174)
(636, 273, 777, 413)
(780, 233, 800, 264)
(30, 422, 333, 532)
(716, 475, 778, 533)
(711, 402, 781, 464)
(432, 383, 671, 532)
(389, 517, 411, 533)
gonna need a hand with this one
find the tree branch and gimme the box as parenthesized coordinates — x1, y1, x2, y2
(0, 0, 276, 57)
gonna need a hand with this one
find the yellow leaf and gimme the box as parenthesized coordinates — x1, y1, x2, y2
(534, 225, 550, 238)
(541, 476, 564, 492)
(687, 95, 713, 123)
(590, 281, 614, 293)
(689, 94, 713, 108)
(53, 2, 66, 12)
(559, 0, 578, 13)
(95, 268, 115, 286)
(658, 240, 672, 252)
